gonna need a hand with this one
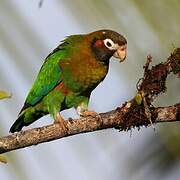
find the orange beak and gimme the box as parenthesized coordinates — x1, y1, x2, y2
(113, 44, 127, 62)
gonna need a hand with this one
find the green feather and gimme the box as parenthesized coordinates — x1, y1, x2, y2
(10, 36, 82, 132)
(25, 35, 84, 106)
(10, 30, 121, 133)
(26, 50, 63, 105)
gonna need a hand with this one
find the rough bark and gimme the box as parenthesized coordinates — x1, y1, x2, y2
(0, 48, 179, 155)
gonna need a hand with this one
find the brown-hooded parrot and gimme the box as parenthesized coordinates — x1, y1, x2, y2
(10, 29, 127, 133)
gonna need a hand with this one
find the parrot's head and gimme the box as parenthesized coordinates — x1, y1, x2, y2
(89, 29, 127, 64)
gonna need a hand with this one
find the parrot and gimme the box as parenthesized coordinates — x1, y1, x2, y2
(10, 29, 127, 133)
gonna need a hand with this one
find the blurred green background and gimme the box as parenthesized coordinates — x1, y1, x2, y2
(0, 0, 179, 180)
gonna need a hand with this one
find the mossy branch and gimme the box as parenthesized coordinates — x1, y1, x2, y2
(0, 48, 179, 155)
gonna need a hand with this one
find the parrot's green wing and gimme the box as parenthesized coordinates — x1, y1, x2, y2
(22, 46, 66, 111)
(20, 36, 83, 113)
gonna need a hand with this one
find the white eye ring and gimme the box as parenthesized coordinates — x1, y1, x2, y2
(104, 38, 115, 50)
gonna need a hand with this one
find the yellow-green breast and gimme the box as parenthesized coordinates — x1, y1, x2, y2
(59, 39, 108, 93)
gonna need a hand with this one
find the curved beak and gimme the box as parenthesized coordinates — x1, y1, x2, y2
(113, 44, 127, 62)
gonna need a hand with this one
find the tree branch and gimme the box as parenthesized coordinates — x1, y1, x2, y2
(0, 103, 179, 154)
(0, 48, 179, 155)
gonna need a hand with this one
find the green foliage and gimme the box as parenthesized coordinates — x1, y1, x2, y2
(0, 90, 11, 100)
(0, 155, 7, 164)
(0, 90, 10, 163)
(135, 92, 143, 105)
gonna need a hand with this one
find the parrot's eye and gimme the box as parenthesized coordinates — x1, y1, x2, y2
(104, 39, 116, 50)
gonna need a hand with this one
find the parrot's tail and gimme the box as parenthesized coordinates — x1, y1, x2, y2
(9, 114, 26, 133)
(9, 107, 47, 133)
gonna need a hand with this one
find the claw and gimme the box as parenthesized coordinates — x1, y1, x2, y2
(76, 103, 103, 126)
(79, 110, 98, 117)
(79, 110, 103, 126)
(76, 102, 98, 117)
(55, 113, 68, 133)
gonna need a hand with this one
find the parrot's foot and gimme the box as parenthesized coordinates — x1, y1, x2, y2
(79, 110, 98, 117)
(76, 103, 98, 117)
(55, 113, 68, 133)
(76, 103, 103, 125)
(79, 110, 103, 126)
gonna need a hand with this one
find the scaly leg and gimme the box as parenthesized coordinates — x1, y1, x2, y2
(54, 112, 68, 133)
(76, 102, 96, 117)
(78, 110, 98, 117)
(76, 102, 103, 125)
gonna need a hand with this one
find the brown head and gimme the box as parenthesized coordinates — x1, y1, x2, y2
(88, 29, 127, 64)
